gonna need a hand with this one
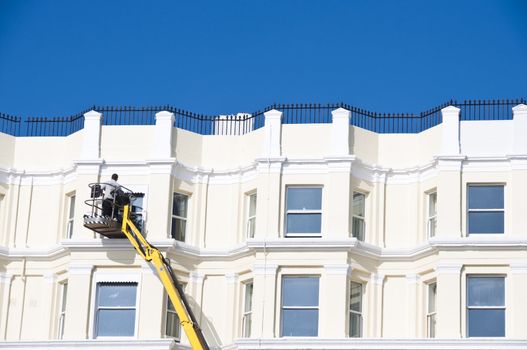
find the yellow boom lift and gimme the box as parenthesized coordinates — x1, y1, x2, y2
(83, 183, 209, 350)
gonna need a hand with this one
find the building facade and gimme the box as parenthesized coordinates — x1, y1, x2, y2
(0, 101, 527, 349)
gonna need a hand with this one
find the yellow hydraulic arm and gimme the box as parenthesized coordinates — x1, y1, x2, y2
(120, 205, 209, 350)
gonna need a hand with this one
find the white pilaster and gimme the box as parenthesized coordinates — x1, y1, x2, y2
(330, 108, 351, 156)
(512, 104, 527, 154)
(440, 106, 461, 155)
(436, 263, 462, 338)
(151, 111, 175, 159)
(252, 263, 278, 337)
(262, 109, 283, 158)
(80, 110, 102, 160)
(321, 264, 351, 337)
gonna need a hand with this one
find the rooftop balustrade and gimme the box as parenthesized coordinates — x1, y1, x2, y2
(0, 99, 525, 137)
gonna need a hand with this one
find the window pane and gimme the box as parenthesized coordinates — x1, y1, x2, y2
(350, 282, 362, 312)
(353, 193, 365, 217)
(352, 217, 364, 241)
(172, 194, 188, 217)
(349, 313, 361, 338)
(286, 188, 322, 210)
(468, 186, 504, 209)
(244, 283, 253, 313)
(468, 277, 504, 306)
(171, 218, 186, 241)
(468, 212, 504, 234)
(96, 309, 136, 336)
(281, 309, 318, 336)
(249, 194, 257, 216)
(467, 309, 505, 337)
(282, 277, 319, 307)
(166, 311, 180, 338)
(428, 283, 437, 313)
(98, 283, 137, 307)
(69, 195, 76, 218)
(286, 213, 321, 234)
(428, 193, 437, 216)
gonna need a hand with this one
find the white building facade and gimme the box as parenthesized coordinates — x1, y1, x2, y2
(0, 100, 527, 349)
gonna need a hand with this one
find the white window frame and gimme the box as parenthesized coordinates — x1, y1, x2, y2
(349, 281, 363, 338)
(467, 184, 505, 235)
(89, 272, 140, 339)
(246, 192, 257, 239)
(285, 186, 323, 238)
(427, 282, 437, 338)
(280, 275, 320, 337)
(427, 191, 437, 238)
(466, 274, 506, 338)
(57, 280, 68, 339)
(66, 193, 75, 238)
(352, 192, 366, 241)
(242, 281, 253, 337)
(171, 192, 189, 241)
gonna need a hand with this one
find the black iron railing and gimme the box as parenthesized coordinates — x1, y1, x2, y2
(0, 99, 525, 137)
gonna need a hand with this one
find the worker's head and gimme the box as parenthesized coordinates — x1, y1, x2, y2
(111, 173, 118, 181)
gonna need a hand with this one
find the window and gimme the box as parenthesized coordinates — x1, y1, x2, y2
(427, 282, 437, 338)
(285, 187, 322, 237)
(468, 185, 504, 234)
(242, 282, 253, 337)
(352, 193, 365, 241)
(165, 296, 181, 339)
(130, 194, 145, 233)
(165, 283, 186, 339)
(171, 193, 188, 241)
(57, 281, 68, 339)
(281, 276, 319, 336)
(95, 282, 137, 337)
(427, 192, 437, 238)
(246, 193, 257, 238)
(349, 282, 363, 337)
(66, 194, 75, 238)
(467, 276, 505, 337)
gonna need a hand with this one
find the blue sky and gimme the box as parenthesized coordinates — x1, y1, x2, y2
(0, 0, 526, 117)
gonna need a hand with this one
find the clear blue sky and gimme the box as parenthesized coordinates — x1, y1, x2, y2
(0, 0, 526, 117)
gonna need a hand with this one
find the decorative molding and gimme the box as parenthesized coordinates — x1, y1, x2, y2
(0, 273, 13, 285)
(0, 340, 176, 350)
(324, 264, 351, 276)
(252, 263, 278, 276)
(235, 338, 527, 350)
(43, 273, 57, 284)
(510, 263, 527, 275)
(406, 273, 419, 284)
(189, 272, 205, 284)
(68, 264, 93, 276)
(370, 273, 385, 285)
(436, 263, 462, 275)
(225, 272, 239, 284)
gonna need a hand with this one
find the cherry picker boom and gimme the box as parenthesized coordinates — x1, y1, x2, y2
(83, 184, 209, 350)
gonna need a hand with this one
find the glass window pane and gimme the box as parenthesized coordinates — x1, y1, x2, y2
(468, 186, 504, 209)
(468, 277, 504, 306)
(467, 309, 505, 337)
(350, 282, 362, 312)
(468, 212, 504, 234)
(98, 283, 137, 307)
(249, 194, 257, 216)
(281, 309, 318, 336)
(428, 193, 437, 216)
(172, 194, 188, 217)
(428, 283, 437, 313)
(349, 313, 361, 337)
(172, 218, 186, 241)
(352, 217, 364, 241)
(69, 195, 76, 218)
(286, 188, 322, 210)
(353, 193, 365, 217)
(286, 213, 321, 234)
(244, 283, 253, 313)
(282, 277, 319, 307)
(166, 311, 180, 337)
(96, 309, 136, 336)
